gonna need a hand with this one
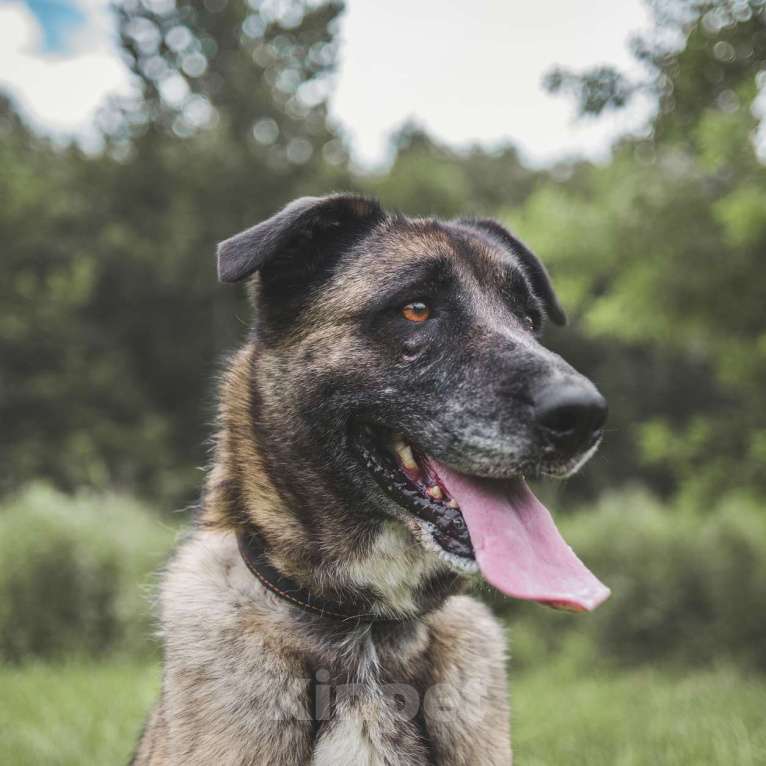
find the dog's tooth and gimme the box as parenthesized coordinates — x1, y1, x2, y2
(427, 485, 443, 500)
(396, 443, 418, 471)
(446, 498, 459, 509)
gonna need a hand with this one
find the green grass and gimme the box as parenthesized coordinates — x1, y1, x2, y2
(513, 663, 766, 765)
(0, 660, 160, 766)
(0, 659, 764, 765)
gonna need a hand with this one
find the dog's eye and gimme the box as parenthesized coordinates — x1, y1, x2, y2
(401, 302, 431, 323)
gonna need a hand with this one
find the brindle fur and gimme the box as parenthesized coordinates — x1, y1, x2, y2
(132, 194, 595, 765)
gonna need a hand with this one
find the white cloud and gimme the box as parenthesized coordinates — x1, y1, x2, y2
(330, 0, 655, 168)
(0, 1, 134, 146)
(0, 0, 654, 166)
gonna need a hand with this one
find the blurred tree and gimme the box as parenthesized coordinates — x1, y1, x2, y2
(1, 1, 352, 503)
(545, 0, 766, 147)
(110, 0, 346, 155)
(364, 122, 540, 218)
(3, 0, 766, 508)
(531, 0, 766, 501)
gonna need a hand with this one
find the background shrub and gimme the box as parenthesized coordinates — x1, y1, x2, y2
(499, 488, 766, 672)
(2, 484, 764, 669)
(0, 485, 177, 662)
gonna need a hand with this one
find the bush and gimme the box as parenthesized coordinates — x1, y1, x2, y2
(0, 485, 177, 662)
(3, 484, 764, 670)
(502, 488, 766, 672)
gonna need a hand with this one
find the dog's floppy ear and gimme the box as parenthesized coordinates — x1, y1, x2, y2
(459, 218, 567, 326)
(217, 194, 385, 283)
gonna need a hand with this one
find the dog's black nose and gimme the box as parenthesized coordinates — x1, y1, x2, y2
(534, 380, 607, 454)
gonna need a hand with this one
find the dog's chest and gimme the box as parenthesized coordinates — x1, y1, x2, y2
(312, 717, 381, 766)
(311, 683, 430, 766)
(309, 631, 433, 766)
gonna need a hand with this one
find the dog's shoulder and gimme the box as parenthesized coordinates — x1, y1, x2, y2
(421, 595, 512, 765)
(159, 528, 307, 655)
(423, 593, 509, 713)
(427, 593, 507, 662)
(150, 529, 316, 763)
(159, 528, 261, 634)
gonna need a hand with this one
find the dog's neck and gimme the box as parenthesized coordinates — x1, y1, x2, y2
(200, 344, 461, 622)
(236, 523, 443, 624)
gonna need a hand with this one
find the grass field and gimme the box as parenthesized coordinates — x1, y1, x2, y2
(512, 663, 766, 765)
(1, 660, 765, 765)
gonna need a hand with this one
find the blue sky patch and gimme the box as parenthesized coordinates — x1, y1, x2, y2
(23, 0, 87, 53)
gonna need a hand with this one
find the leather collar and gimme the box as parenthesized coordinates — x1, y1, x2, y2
(236, 527, 407, 624)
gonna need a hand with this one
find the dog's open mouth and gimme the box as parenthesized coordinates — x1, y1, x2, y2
(355, 424, 611, 612)
(355, 425, 475, 560)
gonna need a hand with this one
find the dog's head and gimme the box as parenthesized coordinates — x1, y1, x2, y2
(218, 194, 609, 612)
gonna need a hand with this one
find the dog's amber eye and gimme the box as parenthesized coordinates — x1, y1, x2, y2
(401, 302, 430, 322)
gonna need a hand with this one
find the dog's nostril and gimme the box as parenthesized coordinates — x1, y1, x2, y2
(534, 381, 607, 451)
(538, 404, 585, 434)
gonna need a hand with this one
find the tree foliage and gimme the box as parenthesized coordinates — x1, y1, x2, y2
(1, 0, 351, 501)
(529, 0, 766, 500)
(1, 0, 764, 506)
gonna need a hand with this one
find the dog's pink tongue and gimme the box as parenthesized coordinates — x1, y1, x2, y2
(431, 461, 610, 611)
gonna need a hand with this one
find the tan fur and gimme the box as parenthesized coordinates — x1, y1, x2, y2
(132, 529, 510, 765)
(132, 335, 512, 765)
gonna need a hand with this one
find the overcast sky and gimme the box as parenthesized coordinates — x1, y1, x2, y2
(0, 0, 653, 167)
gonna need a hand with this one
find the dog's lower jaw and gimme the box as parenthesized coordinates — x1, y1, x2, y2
(541, 437, 603, 479)
(352, 425, 477, 561)
(400, 515, 479, 574)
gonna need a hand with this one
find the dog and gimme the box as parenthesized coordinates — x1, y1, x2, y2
(131, 194, 609, 766)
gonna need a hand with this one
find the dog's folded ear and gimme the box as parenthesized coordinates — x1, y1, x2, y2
(217, 194, 385, 283)
(458, 218, 567, 326)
